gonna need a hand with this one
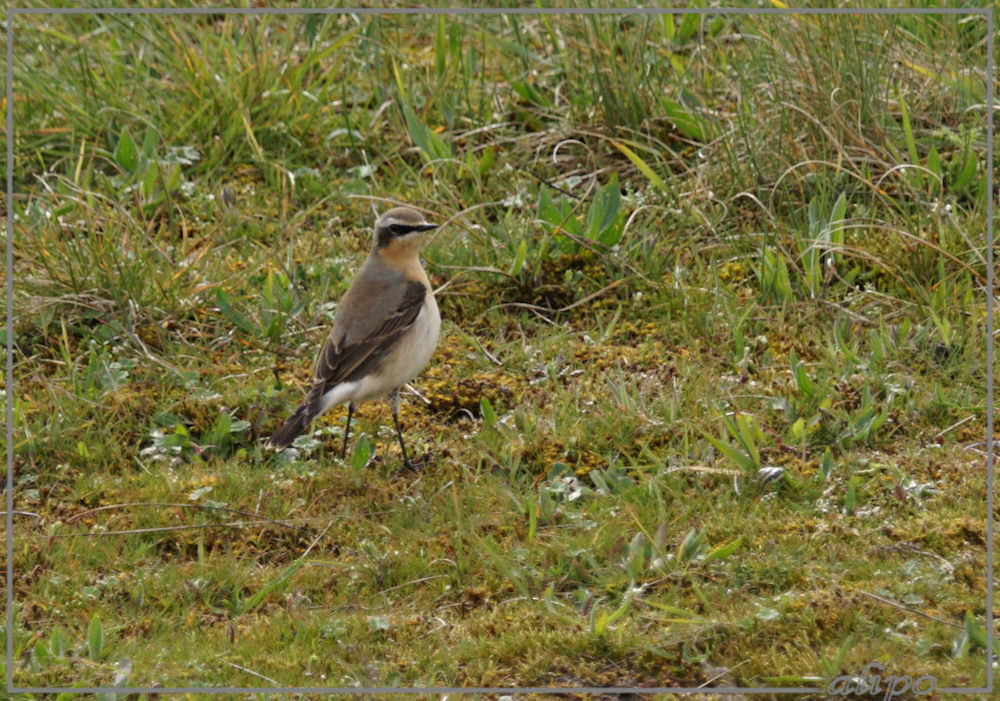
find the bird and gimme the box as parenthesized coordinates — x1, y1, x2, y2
(266, 206, 441, 470)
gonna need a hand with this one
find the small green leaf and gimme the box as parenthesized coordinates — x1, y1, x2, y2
(790, 349, 815, 397)
(166, 162, 182, 192)
(927, 146, 942, 180)
(242, 560, 303, 613)
(434, 15, 447, 78)
(610, 139, 671, 196)
(509, 78, 552, 108)
(897, 86, 919, 167)
(188, 485, 213, 501)
(477, 145, 495, 177)
(827, 193, 847, 263)
(756, 607, 781, 621)
(704, 536, 742, 562)
(214, 411, 231, 436)
(661, 13, 676, 40)
(34, 640, 52, 667)
(952, 629, 970, 658)
(230, 419, 251, 433)
(400, 102, 452, 161)
(964, 610, 989, 649)
(141, 125, 158, 157)
(807, 196, 822, 238)
(703, 432, 757, 472)
(508, 238, 528, 277)
(368, 615, 391, 632)
(350, 435, 373, 470)
(602, 590, 634, 628)
(951, 149, 977, 191)
(87, 614, 104, 662)
(537, 186, 560, 225)
(50, 627, 66, 657)
(677, 13, 700, 42)
(661, 97, 713, 141)
(790, 417, 806, 441)
(215, 288, 255, 334)
(820, 448, 834, 481)
(586, 174, 621, 240)
(480, 396, 497, 426)
(760, 248, 793, 304)
(678, 528, 705, 563)
(114, 128, 138, 173)
(527, 498, 537, 541)
(721, 412, 760, 467)
(845, 475, 857, 515)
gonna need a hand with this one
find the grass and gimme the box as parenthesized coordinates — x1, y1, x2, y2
(2, 2, 996, 697)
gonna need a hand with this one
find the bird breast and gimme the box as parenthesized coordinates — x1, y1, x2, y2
(355, 291, 440, 402)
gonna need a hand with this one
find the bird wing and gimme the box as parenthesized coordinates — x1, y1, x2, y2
(299, 279, 427, 422)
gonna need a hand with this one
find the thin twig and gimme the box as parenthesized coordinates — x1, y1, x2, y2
(64, 502, 313, 537)
(521, 166, 583, 200)
(52, 520, 294, 539)
(379, 574, 450, 595)
(488, 277, 629, 317)
(932, 414, 975, 441)
(451, 326, 502, 366)
(300, 520, 334, 559)
(225, 661, 281, 686)
(858, 590, 962, 629)
(661, 465, 742, 477)
(698, 660, 749, 689)
(0, 511, 41, 519)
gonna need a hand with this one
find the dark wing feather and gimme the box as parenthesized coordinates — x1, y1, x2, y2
(268, 280, 427, 449)
(316, 282, 426, 383)
(299, 280, 426, 420)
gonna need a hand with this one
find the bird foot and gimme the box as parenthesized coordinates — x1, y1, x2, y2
(393, 452, 432, 477)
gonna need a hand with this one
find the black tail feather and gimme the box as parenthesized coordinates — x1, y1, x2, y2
(267, 406, 310, 450)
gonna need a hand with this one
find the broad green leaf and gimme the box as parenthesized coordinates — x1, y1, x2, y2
(721, 412, 760, 467)
(965, 610, 989, 649)
(703, 432, 756, 472)
(927, 146, 942, 179)
(480, 396, 497, 426)
(87, 614, 104, 662)
(661, 97, 713, 142)
(242, 560, 303, 613)
(897, 86, 919, 166)
(790, 417, 806, 440)
(114, 128, 138, 174)
(215, 288, 255, 334)
(586, 174, 622, 240)
(477, 145, 495, 177)
(677, 13, 700, 42)
(704, 537, 742, 562)
(951, 150, 976, 191)
(141, 125, 158, 157)
(434, 15, 447, 78)
(34, 640, 52, 667)
(610, 139, 671, 196)
(761, 248, 793, 304)
(821, 448, 834, 481)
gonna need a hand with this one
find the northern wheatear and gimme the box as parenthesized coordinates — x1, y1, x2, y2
(267, 206, 441, 469)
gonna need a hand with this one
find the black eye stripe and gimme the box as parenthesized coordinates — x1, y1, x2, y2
(379, 221, 436, 240)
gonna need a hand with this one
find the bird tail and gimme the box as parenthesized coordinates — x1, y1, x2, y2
(266, 405, 310, 450)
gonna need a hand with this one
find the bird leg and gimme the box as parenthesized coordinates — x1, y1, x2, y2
(390, 388, 421, 471)
(341, 402, 354, 460)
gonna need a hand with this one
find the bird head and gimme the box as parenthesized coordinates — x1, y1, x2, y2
(373, 207, 438, 251)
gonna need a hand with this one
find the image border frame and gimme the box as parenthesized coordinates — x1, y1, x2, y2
(4, 4, 994, 695)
